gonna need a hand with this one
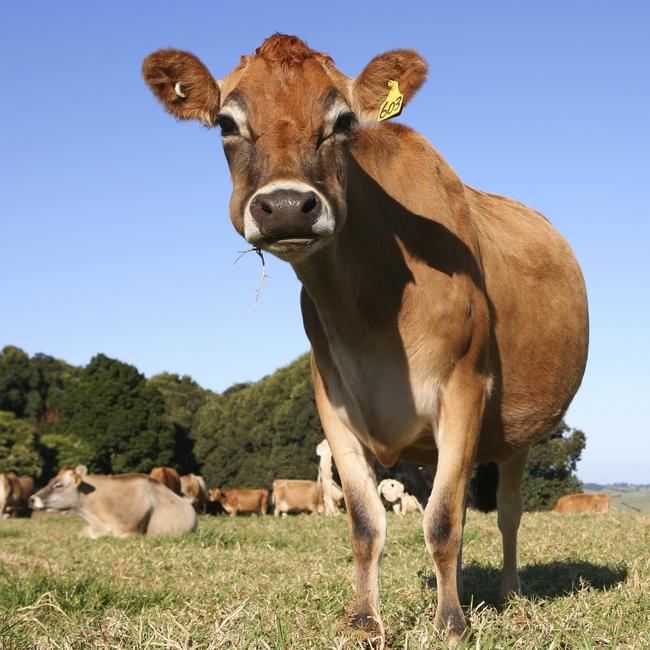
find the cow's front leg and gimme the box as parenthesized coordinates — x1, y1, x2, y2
(423, 373, 485, 646)
(314, 373, 386, 636)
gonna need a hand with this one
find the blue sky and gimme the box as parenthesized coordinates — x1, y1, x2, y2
(1, 2, 648, 483)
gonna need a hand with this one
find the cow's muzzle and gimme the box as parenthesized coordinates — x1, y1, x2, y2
(29, 495, 44, 510)
(244, 182, 335, 258)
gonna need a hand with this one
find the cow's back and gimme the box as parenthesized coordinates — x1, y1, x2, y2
(467, 187, 589, 459)
(147, 479, 198, 533)
(221, 488, 267, 514)
(554, 493, 609, 514)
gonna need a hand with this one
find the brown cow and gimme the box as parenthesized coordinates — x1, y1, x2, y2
(209, 488, 268, 516)
(149, 467, 182, 495)
(0, 472, 34, 517)
(272, 479, 322, 516)
(143, 34, 588, 643)
(554, 493, 610, 514)
(180, 473, 208, 513)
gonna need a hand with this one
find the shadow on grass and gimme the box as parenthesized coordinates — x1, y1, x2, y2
(422, 561, 628, 607)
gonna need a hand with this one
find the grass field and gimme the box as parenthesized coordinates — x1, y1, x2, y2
(0, 510, 648, 649)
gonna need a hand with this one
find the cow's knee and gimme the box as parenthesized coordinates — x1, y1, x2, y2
(425, 498, 461, 562)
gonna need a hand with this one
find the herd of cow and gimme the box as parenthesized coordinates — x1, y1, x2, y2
(0, 440, 611, 539)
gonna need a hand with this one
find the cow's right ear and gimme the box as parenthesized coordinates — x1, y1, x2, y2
(142, 49, 220, 127)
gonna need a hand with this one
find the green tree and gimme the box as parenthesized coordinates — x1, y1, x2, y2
(193, 355, 323, 488)
(0, 411, 43, 477)
(0, 346, 79, 422)
(522, 420, 586, 510)
(148, 372, 207, 473)
(39, 433, 95, 480)
(0, 346, 34, 419)
(57, 354, 175, 474)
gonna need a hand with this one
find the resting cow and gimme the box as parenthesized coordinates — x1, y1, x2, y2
(377, 479, 423, 515)
(209, 487, 268, 516)
(554, 493, 610, 514)
(143, 34, 589, 643)
(149, 466, 182, 495)
(180, 473, 208, 512)
(29, 466, 197, 537)
(0, 472, 34, 518)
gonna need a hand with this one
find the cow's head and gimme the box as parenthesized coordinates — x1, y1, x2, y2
(208, 487, 222, 502)
(377, 478, 405, 503)
(143, 34, 427, 262)
(29, 465, 89, 512)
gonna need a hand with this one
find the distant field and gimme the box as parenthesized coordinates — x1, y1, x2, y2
(0, 510, 648, 649)
(584, 486, 650, 514)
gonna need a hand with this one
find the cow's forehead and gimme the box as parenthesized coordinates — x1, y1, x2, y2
(224, 57, 342, 125)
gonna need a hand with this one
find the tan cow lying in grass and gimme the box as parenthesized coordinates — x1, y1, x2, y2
(30, 466, 197, 538)
(554, 493, 610, 513)
(0, 472, 34, 518)
(208, 487, 268, 516)
(377, 479, 423, 515)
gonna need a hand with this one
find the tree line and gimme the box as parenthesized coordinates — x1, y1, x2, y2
(0, 345, 585, 510)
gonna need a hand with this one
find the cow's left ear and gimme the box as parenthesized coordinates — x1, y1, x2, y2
(142, 49, 221, 127)
(73, 465, 87, 485)
(352, 49, 428, 122)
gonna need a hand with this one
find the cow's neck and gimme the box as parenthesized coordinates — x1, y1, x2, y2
(293, 130, 476, 345)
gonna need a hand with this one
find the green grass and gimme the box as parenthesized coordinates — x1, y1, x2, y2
(0, 510, 648, 649)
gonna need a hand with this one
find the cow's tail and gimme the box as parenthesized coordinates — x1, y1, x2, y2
(472, 462, 499, 513)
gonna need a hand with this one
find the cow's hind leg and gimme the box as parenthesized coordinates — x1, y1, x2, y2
(314, 374, 386, 636)
(423, 372, 485, 645)
(497, 447, 529, 599)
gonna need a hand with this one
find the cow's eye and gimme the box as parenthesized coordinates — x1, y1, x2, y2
(216, 115, 240, 137)
(53, 483, 63, 490)
(333, 112, 357, 135)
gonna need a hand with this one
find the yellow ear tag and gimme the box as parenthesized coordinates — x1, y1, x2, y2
(74, 474, 82, 486)
(378, 80, 404, 122)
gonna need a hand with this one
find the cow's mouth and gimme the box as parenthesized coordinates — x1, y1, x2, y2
(264, 236, 320, 248)
(261, 235, 322, 258)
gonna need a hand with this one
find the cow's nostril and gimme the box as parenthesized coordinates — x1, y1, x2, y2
(260, 200, 273, 214)
(302, 194, 317, 214)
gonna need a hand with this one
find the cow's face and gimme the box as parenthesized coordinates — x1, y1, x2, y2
(143, 35, 427, 263)
(208, 487, 222, 502)
(29, 466, 87, 512)
(378, 479, 405, 503)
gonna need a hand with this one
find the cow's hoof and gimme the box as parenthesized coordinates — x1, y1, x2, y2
(499, 576, 521, 603)
(434, 605, 467, 647)
(343, 604, 384, 639)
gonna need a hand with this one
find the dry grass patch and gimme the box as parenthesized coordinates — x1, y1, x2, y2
(0, 510, 647, 648)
